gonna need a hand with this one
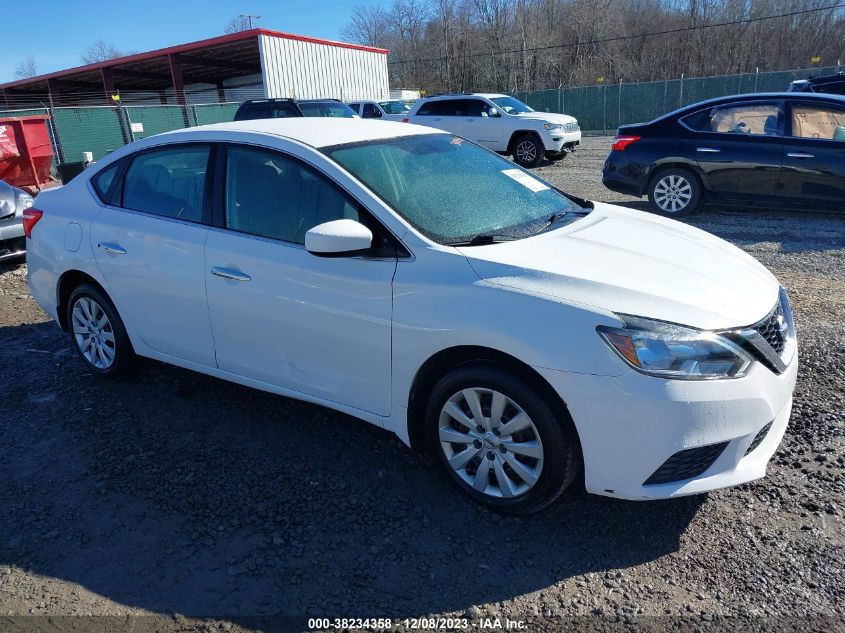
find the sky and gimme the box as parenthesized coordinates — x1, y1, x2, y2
(0, 0, 376, 83)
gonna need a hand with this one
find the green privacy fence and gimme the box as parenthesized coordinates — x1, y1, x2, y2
(52, 107, 128, 161)
(189, 103, 241, 126)
(124, 105, 188, 141)
(514, 66, 844, 134)
(0, 102, 242, 166)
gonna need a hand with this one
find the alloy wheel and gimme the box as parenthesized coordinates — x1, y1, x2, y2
(515, 140, 538, 164)
(653, 174, 693, 213)
(71, 297, 116, 370)
(438, 387, 544, 498)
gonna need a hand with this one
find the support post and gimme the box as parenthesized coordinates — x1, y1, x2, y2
(216, 81, 227, 103)
(47, 79, 61, 106)
(101, 67, 116, 104)
(169, 53, 190, 126)
(169, 53, 186, 105)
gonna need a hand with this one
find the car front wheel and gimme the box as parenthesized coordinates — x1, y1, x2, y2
(512, 135, 544, 168)
(648, 168, 702, 216)
(426, 364, 580, 514)
(67, 284, 134, 376)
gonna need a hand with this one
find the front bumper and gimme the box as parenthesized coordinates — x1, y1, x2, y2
(535, 353, 798, 500)
(542, 129, 581, 153)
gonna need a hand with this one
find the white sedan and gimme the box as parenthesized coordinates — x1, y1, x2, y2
(26, 119, 797, 514)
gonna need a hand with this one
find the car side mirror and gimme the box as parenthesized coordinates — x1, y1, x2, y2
(305, 219, 373, 257)
(488, 107, 500, 117)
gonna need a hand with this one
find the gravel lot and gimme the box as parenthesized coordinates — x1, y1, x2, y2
(0, 136, 843, 631)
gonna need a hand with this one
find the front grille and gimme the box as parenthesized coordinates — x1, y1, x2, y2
(753, 303, 786, 355)
(643, 441, 729, 486)
(745, 422, 773, 456)
(563, 122, 580, 133)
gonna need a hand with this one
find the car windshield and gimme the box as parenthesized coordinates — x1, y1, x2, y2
(299, 102, 358, 118)
(490, 96, 534, 114)
(379, 100, 412, 114)
(324, 134, 587, 244)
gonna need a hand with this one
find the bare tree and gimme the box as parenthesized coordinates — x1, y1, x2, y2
(341, 5, 391, 46)
(14, 55, 38, 79)
(81, 40, 128, 64)
(341, 0, 845, 94)
(224, 14, 259, 33)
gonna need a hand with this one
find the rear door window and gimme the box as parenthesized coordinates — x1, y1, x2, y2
(416, 100, 459, 116)
(120, 146, 210, 223)
(705, 103, 783, 136)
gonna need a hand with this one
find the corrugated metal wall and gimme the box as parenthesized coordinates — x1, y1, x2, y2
(258, 35, 388, 101)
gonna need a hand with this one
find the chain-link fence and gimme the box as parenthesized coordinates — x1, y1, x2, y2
(515, 65, 844, 135)
(0, 65, 841, 166)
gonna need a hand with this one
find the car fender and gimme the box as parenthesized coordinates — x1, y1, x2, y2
(648, 155, 711, 193)
(385, 249, 628, 443)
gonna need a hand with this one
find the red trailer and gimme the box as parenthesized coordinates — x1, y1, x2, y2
(0, 115, 57, 193)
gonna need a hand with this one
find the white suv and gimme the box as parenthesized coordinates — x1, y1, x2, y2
(404, 93, 580, 167)
(26, 119, 796, 514)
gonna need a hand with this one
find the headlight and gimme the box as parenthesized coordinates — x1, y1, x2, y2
(597, 315, 753, 380)
(543, 122, 562, 130)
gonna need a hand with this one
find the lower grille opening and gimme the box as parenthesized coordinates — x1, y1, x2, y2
(745, 422, 773, 456)
(644, 441, 729, 486)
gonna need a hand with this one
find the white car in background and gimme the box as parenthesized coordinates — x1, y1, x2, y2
(26, 119, 796, 514)
(347, 99, 413, 122)
(403, 93, 580, 167)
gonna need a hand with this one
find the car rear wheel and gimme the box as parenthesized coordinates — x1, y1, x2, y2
(67, 284, 134, 377)
(648, 168, 702, 216)
(426, 364, 580, 514)
(512, 134, 544, 168)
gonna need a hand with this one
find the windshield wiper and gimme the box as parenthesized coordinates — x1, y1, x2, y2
(445, 234, 517, 247)
(529, 211, 571, 236)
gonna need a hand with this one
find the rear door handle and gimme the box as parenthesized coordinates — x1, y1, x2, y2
(787, 152, 814, 159)
(211, 266, 251, 282)
(97, 242, 127, 255)
(696, 147, 721, 153)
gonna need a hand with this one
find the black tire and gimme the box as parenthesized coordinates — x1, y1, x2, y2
(66, 283, 135, 377)
(647, 167, 703, 217)
(511, 134, 544, 168)
(425, 364, 581, 515)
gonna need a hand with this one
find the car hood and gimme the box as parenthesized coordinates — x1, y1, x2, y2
(456, 202, 779, 330)
(512, 111, 577, 125)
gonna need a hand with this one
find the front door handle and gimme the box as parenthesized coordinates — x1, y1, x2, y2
(211, 266, 251, 282)
(787, 152, 814, 159)
(97, 242, 127, 255)
(696, 147, 721, 153)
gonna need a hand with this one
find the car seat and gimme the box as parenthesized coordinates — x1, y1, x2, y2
(763, 115, 780, 136)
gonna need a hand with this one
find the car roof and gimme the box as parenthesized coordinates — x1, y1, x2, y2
(163, 118, 437, 148)
(421, 93, 506, 101)
(655, 91, 845, 122)
(685, 92, 845, 107)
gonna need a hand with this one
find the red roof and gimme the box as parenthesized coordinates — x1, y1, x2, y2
(0, 28, 389, 90)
